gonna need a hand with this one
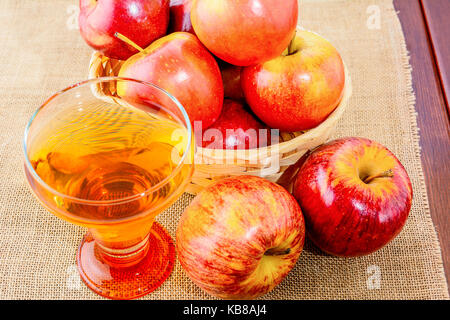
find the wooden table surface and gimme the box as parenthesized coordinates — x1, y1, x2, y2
(394, 0, 450, 293)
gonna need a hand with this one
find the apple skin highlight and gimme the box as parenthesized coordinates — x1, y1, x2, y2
(117, 32, 224, 129)
(169, 0, 195, 34)
(176, 175, 305, 300)
(293, 137, 413, 257)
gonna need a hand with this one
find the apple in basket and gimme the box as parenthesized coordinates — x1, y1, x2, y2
(220, 64, 245, 101)
(191, 0, 298, 66)
(176, 175, 305, 299)
(79, 0, 170, 60)
(241, 29, 345, 131)
(116, 32, 223, 128)
(169, 0, 195, 34)
(199, 99, 271, 150)
(292, 137, 413, 257)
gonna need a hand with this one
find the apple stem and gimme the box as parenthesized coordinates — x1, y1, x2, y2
(363, 169, 394, 184)
(114, 32, 144, 52)
(265, 248, 291, 256)
(287, 30, 297, 55)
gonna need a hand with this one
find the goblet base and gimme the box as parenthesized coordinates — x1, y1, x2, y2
(77, 222, 175, 300)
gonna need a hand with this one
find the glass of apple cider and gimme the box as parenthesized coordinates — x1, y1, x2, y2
(23, 77, 194, 299)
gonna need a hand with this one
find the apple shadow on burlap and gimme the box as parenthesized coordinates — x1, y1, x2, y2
(302, 237, 329, 257)
(276, 152, 329, 258)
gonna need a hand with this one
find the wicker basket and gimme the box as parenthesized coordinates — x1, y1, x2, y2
(88, 50, 352, 194)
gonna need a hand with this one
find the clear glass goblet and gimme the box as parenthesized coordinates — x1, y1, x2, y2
(23, 77, 194, 299)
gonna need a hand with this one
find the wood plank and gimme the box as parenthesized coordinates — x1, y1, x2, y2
(394, 0, 450, 292)
(421, 0, 450, 114)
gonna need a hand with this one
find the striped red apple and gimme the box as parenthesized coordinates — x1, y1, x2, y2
(241, 29, 345, 131)
(176, 175, 305, 299)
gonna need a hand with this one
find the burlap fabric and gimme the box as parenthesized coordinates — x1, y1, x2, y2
(0, 0, 448, 299)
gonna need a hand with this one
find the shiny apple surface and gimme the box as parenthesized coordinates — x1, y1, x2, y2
(293, 137, 412, 257)
(177, 175, 305, 299)
(191, 0, 298, 66)
(79, 0, 170, 60)
(169, 0, 195, 34)
(241, 30, 345, 131)
(117, 32, 224, 128)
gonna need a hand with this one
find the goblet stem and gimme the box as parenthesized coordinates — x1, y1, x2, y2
(88, 218, 154, 268)
(95, 232, 151, 268)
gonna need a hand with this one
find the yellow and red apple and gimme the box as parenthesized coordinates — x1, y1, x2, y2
(191, 0, 298, 66)
(241, 30, 345, 131)
(293, 137, 413, 257)
(79, 0, 170, 60)
(117, 32, 223, 128)
(176, 175, 305, 299)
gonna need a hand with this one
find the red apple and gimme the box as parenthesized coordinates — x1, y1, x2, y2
(79, 0, 170, 60)
(292, 137, 413, 257)
(176, 175, 305, 299)
(241, 30, 345, 131)
(169, 0, 195, 34)
(220, 64, 245, 101)
(191, 0, 298, 66)
(117, 32, 223, 128)
(199, 99, 270, 149)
